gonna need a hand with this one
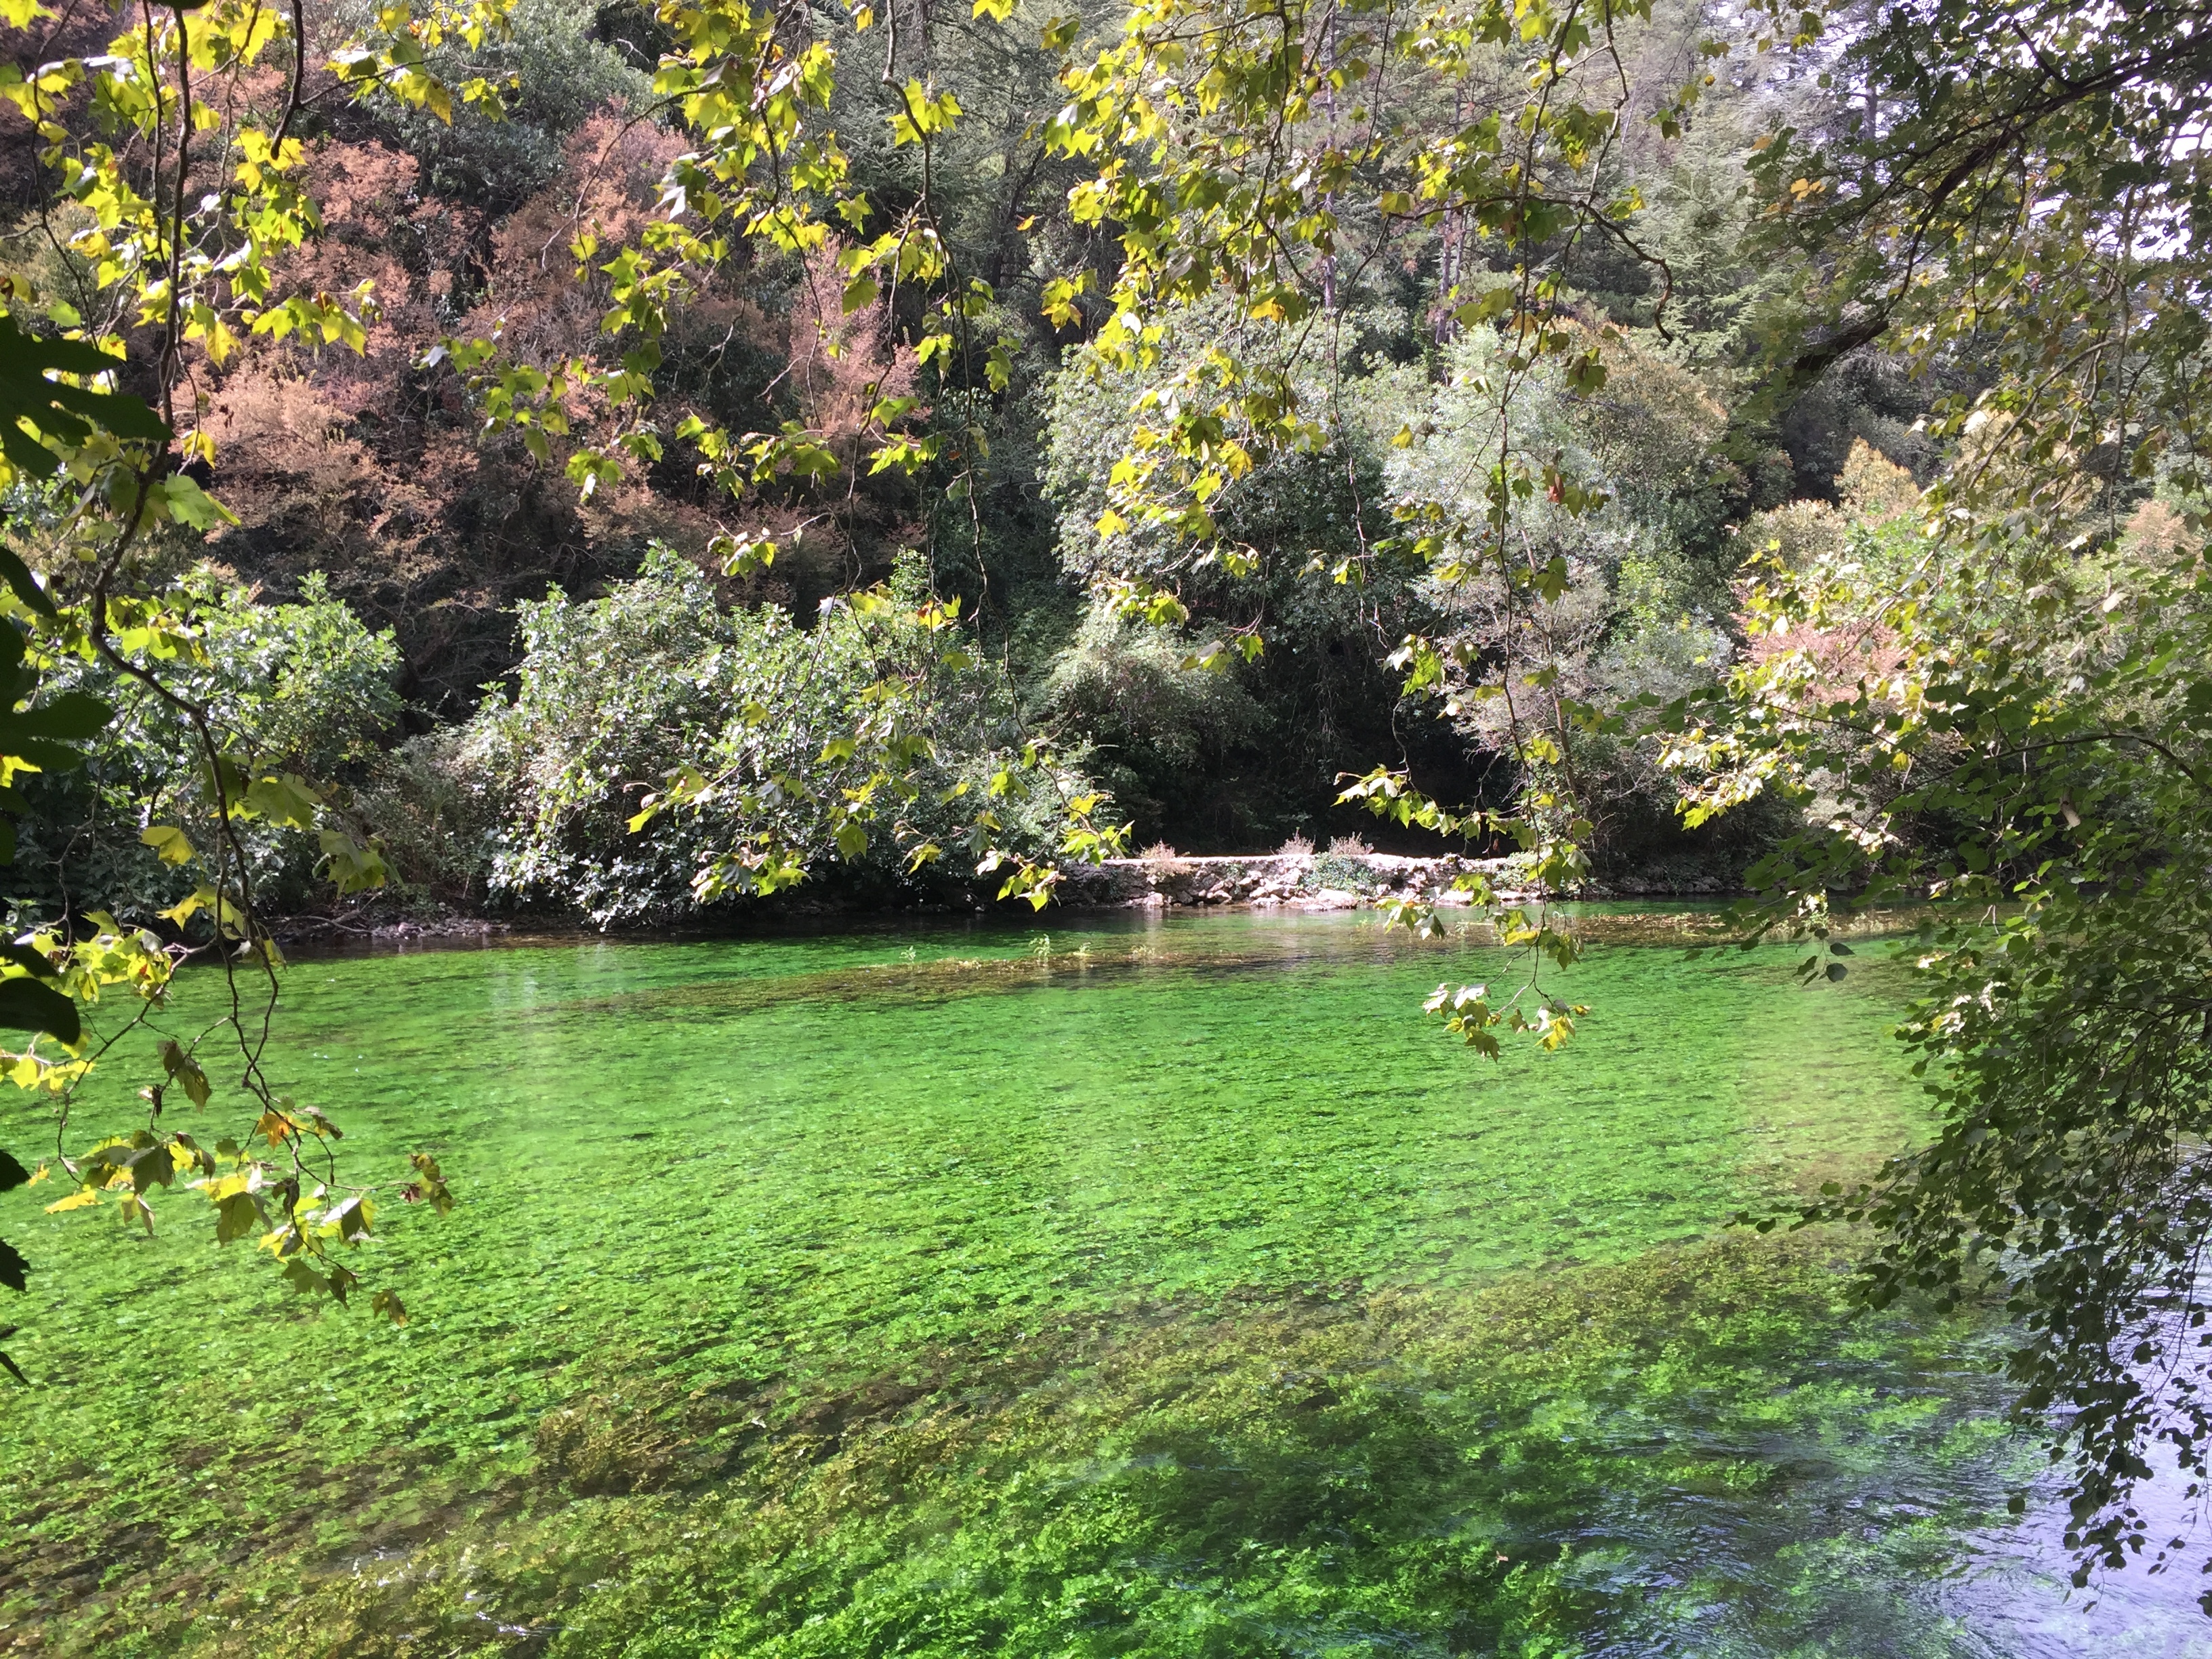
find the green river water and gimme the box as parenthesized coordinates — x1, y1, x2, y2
(2, 908, 2207, 1657)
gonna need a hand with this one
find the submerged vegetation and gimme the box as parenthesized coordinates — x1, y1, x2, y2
(4, 918, 2070, 1655)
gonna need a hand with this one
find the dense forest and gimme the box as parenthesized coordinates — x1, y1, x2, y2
(0, 0, 1938, 930)
(9, 0, 2212, 1624)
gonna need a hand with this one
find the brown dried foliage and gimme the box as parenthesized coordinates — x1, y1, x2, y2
(197, 120, 740, 714)
(784, 239, 921, 455)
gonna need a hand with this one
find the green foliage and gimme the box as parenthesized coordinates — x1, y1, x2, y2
(1681, 526, 2212, 1588)
(1650, 0, 2212, 1590)
(0, 0, 1122, 1322)
(468, 546, 1093, 922)
(1041, 328, 1461, 844)
(12, 571, 402, 925)
(339, 0, 651, 204)
(0, 555, 124, 1385)
(1038, 604, 1265, 838)
(0, 317, 169, 479)
(349, 729, 506, 912)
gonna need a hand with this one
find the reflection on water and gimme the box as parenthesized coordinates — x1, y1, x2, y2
(1950, 1435, 2212, 1658)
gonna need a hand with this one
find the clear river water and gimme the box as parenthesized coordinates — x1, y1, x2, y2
(3, 907, 2210, 1656)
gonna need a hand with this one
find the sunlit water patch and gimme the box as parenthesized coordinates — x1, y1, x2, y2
(1, 909, 2207, 1655)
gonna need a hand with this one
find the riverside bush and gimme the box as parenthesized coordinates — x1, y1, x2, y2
(462, 546, 1090, 923)
(12, 571, 401, 926)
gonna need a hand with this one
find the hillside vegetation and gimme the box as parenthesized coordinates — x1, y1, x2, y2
(3, 0, 1921, 927)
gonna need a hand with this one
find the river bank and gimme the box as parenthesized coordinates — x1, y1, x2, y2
(292, 850, 1740, 945)
(1059, 849, 1738, 910)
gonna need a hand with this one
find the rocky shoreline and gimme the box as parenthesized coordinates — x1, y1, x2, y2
(277, 851, 1736, 944)
(1058, 851, 1740, 910)
(1065, 851, 1528, 910)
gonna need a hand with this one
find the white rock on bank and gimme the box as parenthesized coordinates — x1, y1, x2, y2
(1298, 888, 1362, 911)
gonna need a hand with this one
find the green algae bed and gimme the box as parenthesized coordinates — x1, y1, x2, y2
(1, 909, 2201, 1656)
